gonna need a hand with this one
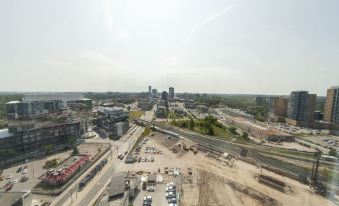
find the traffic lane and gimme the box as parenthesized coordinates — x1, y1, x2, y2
(55, 113, 152, 206)
(75, 127, 141, 206)
(52, 148, 113, 206)
(79, 126, 145, 205)
(77, 158, 120, 206)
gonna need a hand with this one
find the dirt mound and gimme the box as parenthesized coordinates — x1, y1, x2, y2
(226, 180, 281, 206)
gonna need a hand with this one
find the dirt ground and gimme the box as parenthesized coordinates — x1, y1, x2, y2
(262, 141, 316, 152)
(121, 132, 338, 206)
(181, 169, 279, 206)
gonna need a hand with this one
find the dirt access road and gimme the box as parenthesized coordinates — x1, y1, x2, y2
(121, 132, 338, 206)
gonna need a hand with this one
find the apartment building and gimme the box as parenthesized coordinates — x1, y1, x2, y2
(287, 91, 316, 122)
(324, 86, 339, 123)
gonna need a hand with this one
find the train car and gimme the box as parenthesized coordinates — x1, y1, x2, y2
(78, 158, 108, 190)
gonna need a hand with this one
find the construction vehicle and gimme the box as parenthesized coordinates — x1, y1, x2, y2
(182, 143, 189, 151)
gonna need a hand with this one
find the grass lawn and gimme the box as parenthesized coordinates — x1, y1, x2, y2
(212, 126, 235, 140)
(129, 110, 145, 121)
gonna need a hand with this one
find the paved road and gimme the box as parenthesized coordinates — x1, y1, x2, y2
(52, 109, 154, 206)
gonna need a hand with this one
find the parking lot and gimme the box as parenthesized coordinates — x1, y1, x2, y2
(133, 183, 170, 206)
(131, 137, 163, 164)
(303, 135, 339, 150)
(0, 152, 69, 193)
(266, 122, 329, 136)
(0, 143, 107, 193)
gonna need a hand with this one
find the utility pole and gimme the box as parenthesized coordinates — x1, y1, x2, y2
(70, 187, 73, 205)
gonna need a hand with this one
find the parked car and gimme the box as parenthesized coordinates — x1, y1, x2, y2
(166, 182, 176, 187)
(166, 186, 176, 192)
(166, 191, 176, 198)
(20, 176, 29, 183)
(147, 185, 156, 192)
(13, 179, 18, 184)
(143, 196, 152, 206)
(5, 183, 13, 191)
(138, 157, 142, 162)
(168, 198, 177, 204)
(22, 169, 28, 174)
(6, 175, 12, 179)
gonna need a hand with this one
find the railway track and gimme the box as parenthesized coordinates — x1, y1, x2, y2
(136, 119, 339, 192)
(135, 119, 339, 189)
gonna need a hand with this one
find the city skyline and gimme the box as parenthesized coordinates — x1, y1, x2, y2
(1, 0, 339, 95)
(0, 1, 338, 205)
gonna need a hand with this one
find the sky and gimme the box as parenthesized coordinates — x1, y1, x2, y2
(0, 0, 338, 95)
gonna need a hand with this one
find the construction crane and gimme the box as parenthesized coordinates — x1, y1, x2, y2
(310, 149, 327, 195)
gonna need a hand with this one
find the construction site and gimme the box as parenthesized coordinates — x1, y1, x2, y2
(113, 131, 338, 206)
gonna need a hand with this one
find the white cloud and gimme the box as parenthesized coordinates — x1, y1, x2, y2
(164, 56, 180, 66)
(76, 50, 127, 69)
(104, 0, 114, 31)
(184, 4, 235, 43)
(116, 29, 130, 40)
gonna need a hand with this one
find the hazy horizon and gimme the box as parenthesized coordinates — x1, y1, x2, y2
(1, 0, 339, 95)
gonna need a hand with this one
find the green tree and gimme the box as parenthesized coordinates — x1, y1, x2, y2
(43, 159, 58, 169)
(229, 127, 238, 135)
(44, 144, 53, 154)
(73, 146, 79, 155)
(67, 136, 79, 155)
(206, 124, 214, 135)
(0, 149, 16, 165)
(204, 115, 217, 125)
(328, 149, 337, 157)
(0, 119, 7, 129)
(242, 132, 249, 138)
(189, 118, 195, 129)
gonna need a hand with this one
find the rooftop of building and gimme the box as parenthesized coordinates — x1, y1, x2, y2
(109, 172, 126, 198)
(6, 100, 21, 104)
(0, 191, 30, 206)
(109, 191, 129, 206)
(0, 128, 12, 139)
(22, 93, 86, 102)
(128, 177, 141, 190)
(98, 106, 124, 112)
